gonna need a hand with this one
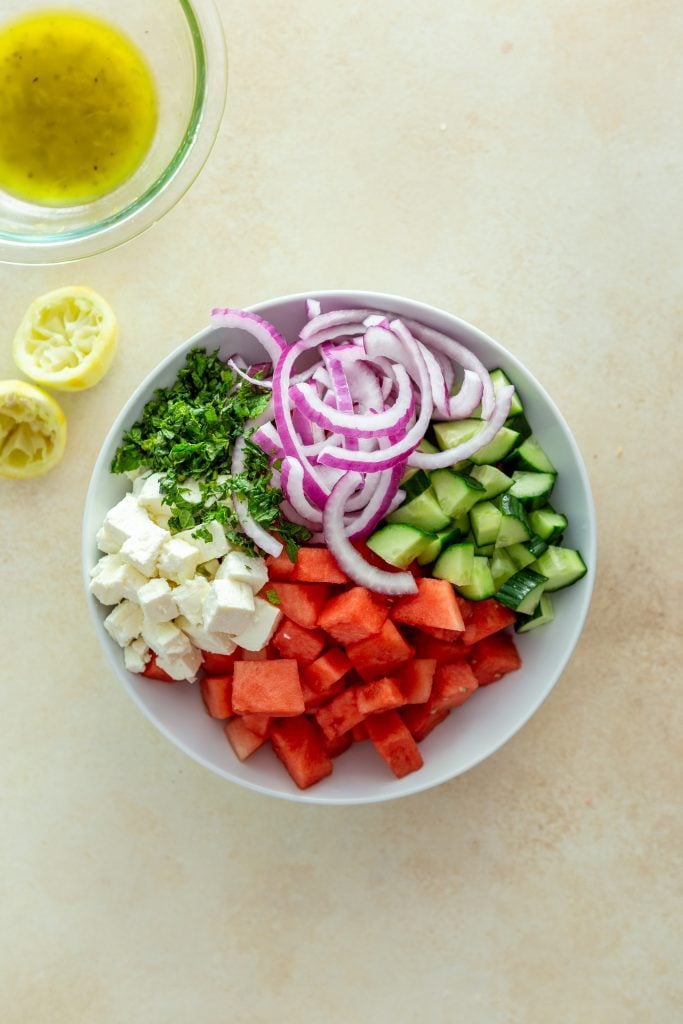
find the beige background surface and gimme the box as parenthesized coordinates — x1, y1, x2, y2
(1, 1, 682, 1021)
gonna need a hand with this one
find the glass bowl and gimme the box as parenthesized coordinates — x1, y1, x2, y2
(82, 290, 597, 805)
(0, 0, 227, 265)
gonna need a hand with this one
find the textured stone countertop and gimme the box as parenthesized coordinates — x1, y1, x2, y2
(1, 2, 681, 1021)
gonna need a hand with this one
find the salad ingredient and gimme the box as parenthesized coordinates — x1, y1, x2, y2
(270, 717, 334, 789)
(272, 620, 326, 665)
(13, 287, 118, 392)
(200, 675, 234, 719)
(0, 11, 156, 205)
(266, 582, 330, 629)
(390, 578, 464, 632)
(110, 347, 309, 559)
(0, 379, 66, 478)
(232, 660, 305, 716)
(468, 633, 522, 685)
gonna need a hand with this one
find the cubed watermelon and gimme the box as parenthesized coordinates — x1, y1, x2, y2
(201, 650, 239, 674)
(290, 547, 350, 584)
(323, 730, 353, 759)
(351, 721, 369, 741)
(401, 700, 450, 742)
(239, 712, 272, 738)
(365, 710, 424, 778)
(462, 599, 516, 646)
(268, 582, 330, 629)
(301, 647, 351, 697)
(200, 674, 234, 719)
(315, 688, 364, 740)
(232, 659, 305, 716)
(356, 676, 405, 716)
(468, 632, 522, 685)
(272, 619, 326, 665)
(391, 578, 464, 633)
(398, 659, 436, 704)
(345, 619, 414, 681)
(431, 660, 479, 711)
(317, 586, 388, 644)
(270, 716, 333, 789)
(265, 550, 297, 579)
(412, 631, 466, 665)
(224, 717, 269, 761)
(142, 654, 176, 682)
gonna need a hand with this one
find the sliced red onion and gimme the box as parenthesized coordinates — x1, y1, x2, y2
(300, 309, 379, 341)
(211, 308, 286, 366)
(305, 298, 321, 320)
(252, 422, 284, 457)
(289, 364, 414, 438)
(403, 317, 495, 419)
(408, 385, 515, 469)
(323, 473, 417, 595)
(441, 368, 483, 420)
(231, 436, 283, 556)
(228, 358, 273, 389)
(280, 458, 324, 527)
(344, 465, 406, 539)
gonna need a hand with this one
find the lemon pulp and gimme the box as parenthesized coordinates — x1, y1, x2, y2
(0, 10, 157, 206)
(0, 379, 66, 478)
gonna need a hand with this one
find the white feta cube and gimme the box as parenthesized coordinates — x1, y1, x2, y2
(202, 579, 255, 634)
(216, 550, 269, 593)
(198, 558, 220, 579)
(157, 536, 202, 584)
(230, 597, 282, 651)
(176, 478, 202, 505)
(142, 619, 193, 658)
(102, 493, 151, 547)
(103, 600, 144, 647)
(175, 616, 238, 656)
(90, 552, 122, 579)
(96, 523, 121, 554)
(136, 472, 170, 517)
(156, 646, 203, 682)
(137, 578, 178, 624)
(124, 638, 151, 674)
(172, 576, 210, 626)
(89, 556, 147, 605)
(176, 520, 229, 564)
(120, 519, 170, 576)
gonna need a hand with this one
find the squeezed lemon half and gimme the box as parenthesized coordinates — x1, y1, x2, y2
(13, 286, 118, 391)
(0, 379, 67, 478)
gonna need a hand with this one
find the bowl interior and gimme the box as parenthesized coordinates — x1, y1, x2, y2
(0, 0, 226, 262)
(83, 291, 596, 804)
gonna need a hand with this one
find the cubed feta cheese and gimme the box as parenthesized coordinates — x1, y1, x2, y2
(89, 556, 147, 605)
(96, 523, 121, 554)
(120, 519, 170, 576)
(176, 520, 229, 563)
(136, 472, 170, 517)
(216, 550, 269, 592)
(175, 616, 238, 655)
(176, 478, 202, 505)
(230, 597, 282, 651)
(157, 536, 202, 584)
(156, 646, 203, 682)
(102, 493, 151, 548)
(202, 579, 255, 634)
(137, 578, 178, 624)
(172, 576, 210, 626)
(142, 619, 193, 658)
(123, 638, 151, 673)
(103, 600, 144, 646)
(198, 558, 220, 579)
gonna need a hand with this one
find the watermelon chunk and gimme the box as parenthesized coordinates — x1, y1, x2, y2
(265, 550, 297, 580)
(468, 632, 522, 685)
(142, 654, 176, 682)
(356, 676, 405, 716)
(351, 721, 369, 741)
(301, 647, 351, 697)
(365, 710, 424, 778)
(241, 647, 271, 662)
(315, 688, 364, 741)
(224, 717, 269, 761)
(462, 599, 516, 646)
(239, 712, 272, 738)
(391, 577, 465, 633)
(401, 700, 450, 742)
(200, 674, 234, 719)
(232, 659, 305, 716)
(201, 650, 239, 674)
(290, 547, 350, 584)
(318, 586, 389, 644)
(323, 730, 353, 759)
(412, 631, 466, 665)
(270, 716, 333, 789)
(431, 660, 479, 711)
(345, 619, 415, 681)
(268, 582, 330, 629)
(418, 626, 463, 641)
(398, 659, 436, 704)
(272, 619, 326, 665)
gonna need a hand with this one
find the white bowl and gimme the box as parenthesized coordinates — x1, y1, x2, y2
(82, 290, 596, 804)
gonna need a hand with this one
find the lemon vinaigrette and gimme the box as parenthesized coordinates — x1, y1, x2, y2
(0, 10, 157, 206)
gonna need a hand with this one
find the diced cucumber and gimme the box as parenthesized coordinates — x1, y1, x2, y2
(474, 542, 495, 557)
(495, 494, 531, 547)
(505, 412, 533, 441)
(468, 464, 513, 501)
(431, 469, 485, 518)
(387, 486, 451, 531)
(457, 556, 496, 601)
(472, 368, 524, 418)
(366, 524, 433, 569)
(470, 426, 521, 465)
(401, 469, 432, 501)
(490, 547, 518, 588)
(509, 471, 556, 504)
(433, 418, 483, 451)
(525, 533, 549, 560)
(417, 437, 439, 454)
(433, 541, 475, 586)
(469, 501, 502, 547)
(416, 519, 470, 565)
(515, 592, 555, 632)
(507, 542, 537, 569)
(528, 506, 568, 542)
(513, 436, 556, 474)
(495, 568, 548, 614)
(530, 546, 587, 592)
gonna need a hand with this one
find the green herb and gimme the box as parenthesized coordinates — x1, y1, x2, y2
(111, 347, 310, 557)
(265, 589, 281, 606)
